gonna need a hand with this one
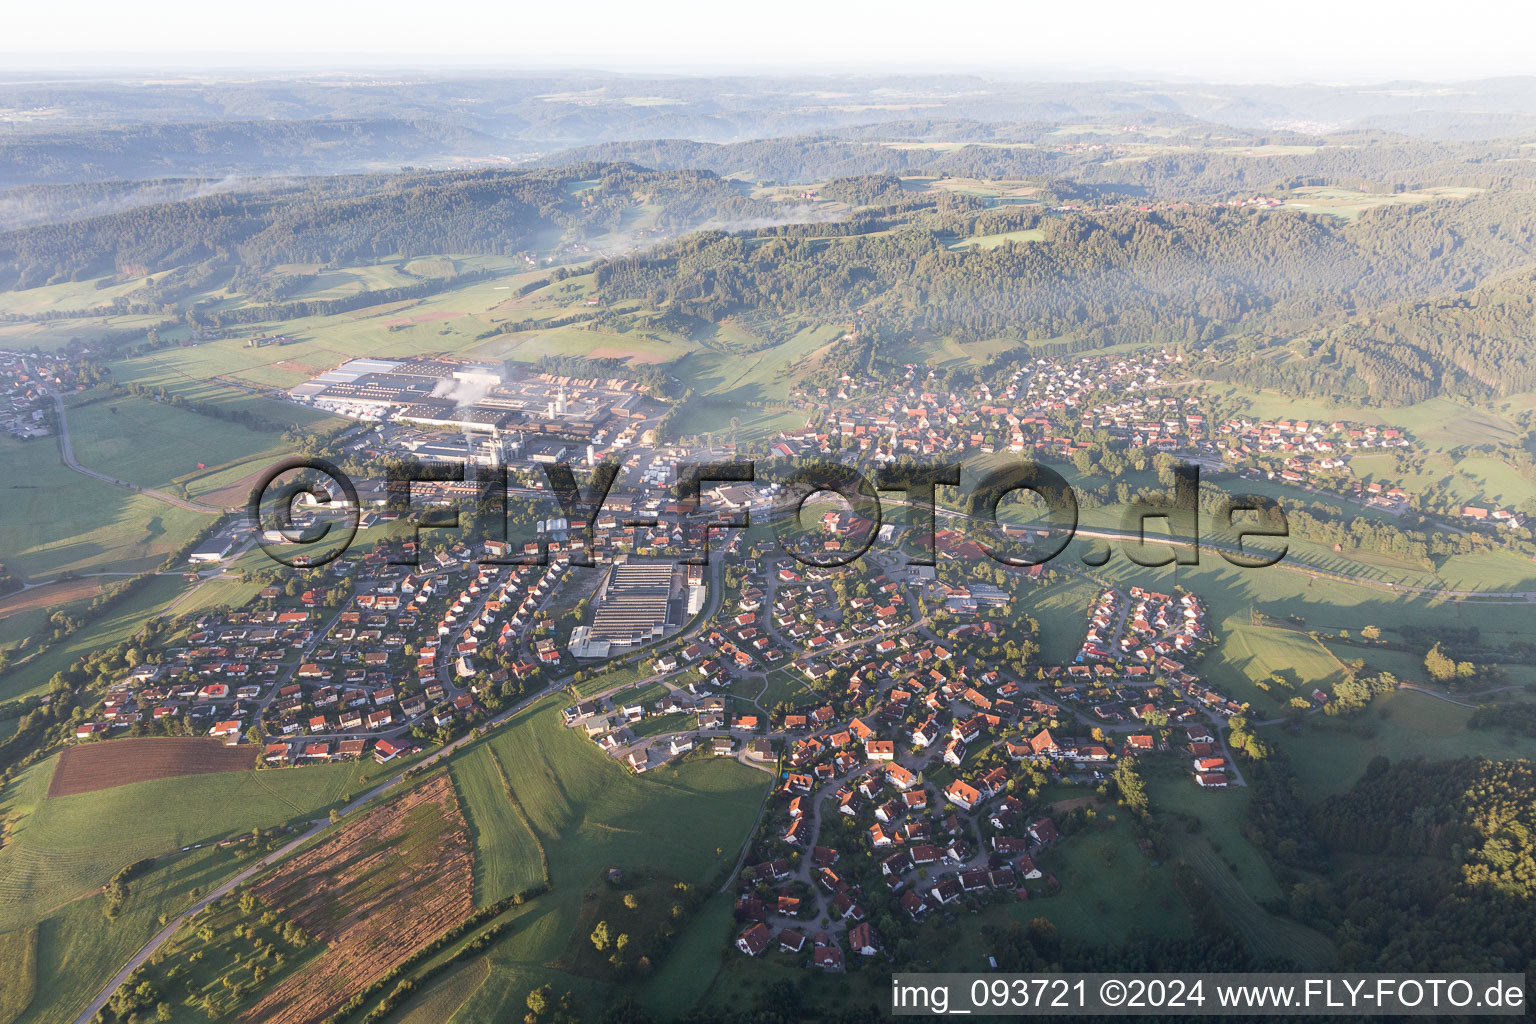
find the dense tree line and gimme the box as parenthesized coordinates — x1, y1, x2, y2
(1202, 269, 1536, 404)
(0, 163, 773, 292)
(1297, 757, 1536, 971)
(593, 189, 1536, 348)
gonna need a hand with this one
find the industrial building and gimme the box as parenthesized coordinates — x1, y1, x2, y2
(569, 561, 686, 657)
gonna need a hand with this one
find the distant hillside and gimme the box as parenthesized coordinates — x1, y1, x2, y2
(0, 163, 764, 291)
(594, 187, 1536, 353)
(544, 131, 1536, 194)
(0, 118, 508, 188)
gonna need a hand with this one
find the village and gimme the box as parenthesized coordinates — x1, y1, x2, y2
(47, 341, 1516, 978)
(544, 531, 1257, 970)
(780, 350, 1528, 530)
(0, 349, 73, 439)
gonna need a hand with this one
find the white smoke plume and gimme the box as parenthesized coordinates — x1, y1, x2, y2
(431, 375, 495, 408)
(696, 204, 847, 233)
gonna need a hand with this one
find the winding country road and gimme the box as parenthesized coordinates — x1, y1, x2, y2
(67, 666, 575, 1024)
(50, 392, 225, 514)
(68, 558, 737, 1023)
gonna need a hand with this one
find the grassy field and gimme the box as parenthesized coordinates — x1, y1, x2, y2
(1208, 623, 1350, 702)
(0, 435, 209, 583)
(0, 275, 156, 317)
(670, 324, 842, 410)
(1269, 688, 1536, 801)
(0, 926, 36, 1024)
(1168, 825, 1335, 967)
(0, 754, 368, 933)
(449, 745, 549, 907)
(14, 841, 269, 1024)
(433, 698, 769, 1020)
(1282, 185, 1483, 220)
(1434, 549, 1536, 591)
(1026, 811, 1193, 946)
(394, 956, 491, 1024)
(1199, 384, 1516, 451)
(0, 310, 182, 353)
(1145, 765, 1334, 966)
(634, 892, 734, 1018)
(64, 394, 293, 500)
(163, 577, 264, 618)
(1019, 576, 1101, 663)
(751, 669, 815, 709)
(1148, 773, 1278, 901)
(481, 325, 699, 367)
(952, 227, 1046, 248)
(0, 585, 99, 656)
(0, 574, 189, 703)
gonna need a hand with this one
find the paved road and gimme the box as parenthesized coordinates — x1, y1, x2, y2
(71, 553, 740, 1019)
(50, 393, 226, 514)
(69, 666, 573, 1024)
(67, 771, 404, 1024)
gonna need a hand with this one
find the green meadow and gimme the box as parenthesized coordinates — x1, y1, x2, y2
(13, 843, 267, 1024)
(419, 699, 769, 1021)
(0, 754, 367, 933)
(0, 435, 209, 583)
(63, 397, 264, 498)
(0, 574, 188, 702)
(1267, 689, 1536, 801)
(449, 744, 549, 907)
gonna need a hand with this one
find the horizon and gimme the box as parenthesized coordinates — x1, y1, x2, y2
(7, 0, 1536, 84)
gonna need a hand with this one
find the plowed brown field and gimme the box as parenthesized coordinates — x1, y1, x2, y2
(239, 773, 474, 1024)
(47, 738, 254, 797)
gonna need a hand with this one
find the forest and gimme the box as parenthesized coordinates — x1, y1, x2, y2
(0, 163, 766, 291)
(594, 188, 1536, 348)
(1298, 758, 1536, 970)
(1199, 269, 1536, 403)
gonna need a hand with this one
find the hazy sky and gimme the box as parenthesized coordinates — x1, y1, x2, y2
(6, 0, 1534, 83)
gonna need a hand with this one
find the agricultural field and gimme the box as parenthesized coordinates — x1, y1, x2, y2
(0, 753, 364, 934)
(449, 745, 549, 907)
(1434, 549, 1536, 592)
(0, 435, 209, 584)
(47, 737, 257, 797)
(0, 926, 36, 1024)
(242, 773, 474, 1024)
